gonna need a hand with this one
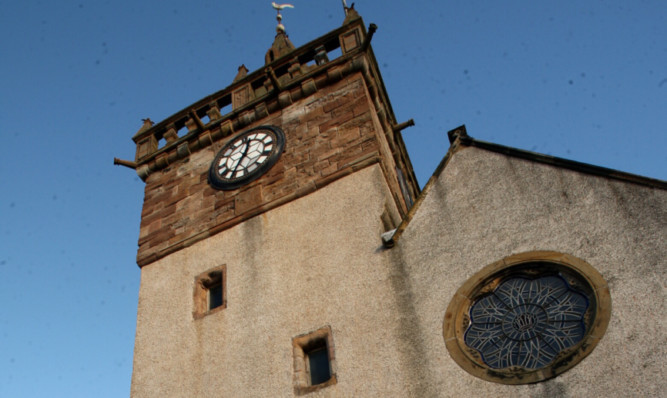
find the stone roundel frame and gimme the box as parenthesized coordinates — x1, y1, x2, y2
(443, 251, 611, 384)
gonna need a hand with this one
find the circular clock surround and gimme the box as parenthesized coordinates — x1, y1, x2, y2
(208, 125, 285, 190)
(443, 251, 611, 384)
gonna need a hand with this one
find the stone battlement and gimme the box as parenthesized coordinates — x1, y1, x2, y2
(130, 15, 420, 267)
(130, 18, 411, 185)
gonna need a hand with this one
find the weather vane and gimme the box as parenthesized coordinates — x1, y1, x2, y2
(271, 2, 294, 33)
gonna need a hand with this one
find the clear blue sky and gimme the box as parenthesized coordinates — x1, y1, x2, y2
(1, 1, 665, 396)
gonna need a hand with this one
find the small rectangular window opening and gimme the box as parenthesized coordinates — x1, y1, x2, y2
(208, 282, 223, 310)
(305, 341, 331, 385)
(292, 326, 336, 395)
(194, 265, 226, 319)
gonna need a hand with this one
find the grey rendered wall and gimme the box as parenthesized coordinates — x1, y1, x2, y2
(131, 164, 424, 397)
(395, 145, 666, 397)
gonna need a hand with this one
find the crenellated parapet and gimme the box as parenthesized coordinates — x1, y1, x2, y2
(126, 12, 420, 266)
(130, 17, 414, 191)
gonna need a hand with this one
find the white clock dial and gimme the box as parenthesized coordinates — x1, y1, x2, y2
(208, 126, 285, 190)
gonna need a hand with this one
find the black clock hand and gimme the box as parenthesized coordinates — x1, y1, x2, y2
(232, 138, 250, 174)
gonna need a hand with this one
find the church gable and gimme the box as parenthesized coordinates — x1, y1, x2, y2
(388, 125, 666, 394)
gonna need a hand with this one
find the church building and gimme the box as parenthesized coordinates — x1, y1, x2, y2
(117, 4, 666, 397)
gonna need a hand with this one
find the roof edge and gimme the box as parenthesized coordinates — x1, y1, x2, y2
(382, 125, 666, 248)
(449, 126, 667, 191)
(382, 128, 462, 247)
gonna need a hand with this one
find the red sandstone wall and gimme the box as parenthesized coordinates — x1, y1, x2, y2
(136, 73, 393, 266)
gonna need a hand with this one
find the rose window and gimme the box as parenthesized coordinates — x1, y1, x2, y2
(464, 275, 589, 370)
(443, 253, 611, 384)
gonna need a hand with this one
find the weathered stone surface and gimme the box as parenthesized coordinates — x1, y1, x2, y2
(128, 13, 666, 398)
(131, 166, 405, 397)
(393, 146, 667, 397)
(136, 74, 409, 266)
(131, 102, 666, 398)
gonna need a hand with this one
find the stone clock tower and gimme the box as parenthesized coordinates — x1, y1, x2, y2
(119, 4, 666, 398)
(122, 6, 420, 397)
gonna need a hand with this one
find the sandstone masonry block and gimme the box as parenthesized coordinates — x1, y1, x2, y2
(135, 74, 403, 266)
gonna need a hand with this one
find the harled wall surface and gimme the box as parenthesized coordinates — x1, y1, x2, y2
(131, 165, 422, 397)
(136, 72, 410, 267)
(131, 141, 665, 397)
(394, 145, 666, 397)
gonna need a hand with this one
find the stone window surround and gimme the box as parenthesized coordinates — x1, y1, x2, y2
(193, 264, 227, 320)
(443, 251, 611, 384)
(292, 325, 337, 395)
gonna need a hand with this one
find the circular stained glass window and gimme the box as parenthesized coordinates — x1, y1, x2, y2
(464, 275, 588, 370)
(444, 252, 611, 384)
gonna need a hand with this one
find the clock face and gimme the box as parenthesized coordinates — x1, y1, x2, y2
(208, 125, 285, 190)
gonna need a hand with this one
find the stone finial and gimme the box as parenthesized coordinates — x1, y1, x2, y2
(265, 3, 296, 65)
(233, 64, 249, 82)
(447, 125, 469, 144)
(343, 2, 360, 24)
(137, 118, 154, 134)
(265, 30, 296, 65)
